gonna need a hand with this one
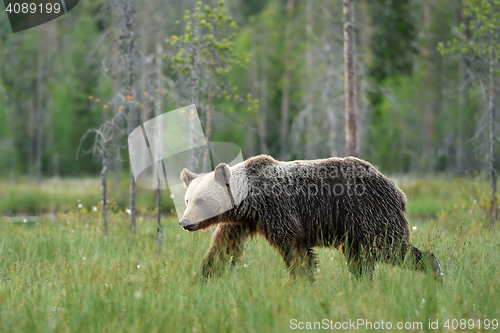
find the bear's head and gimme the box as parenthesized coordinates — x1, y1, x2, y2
(179, 163, 234, 231)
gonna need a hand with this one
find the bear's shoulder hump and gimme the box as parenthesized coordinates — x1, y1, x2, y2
(245, 154, 278, 169)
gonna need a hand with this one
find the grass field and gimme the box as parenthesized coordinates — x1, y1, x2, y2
(1, 177, 499, 332)
(0, 177, 174, 216)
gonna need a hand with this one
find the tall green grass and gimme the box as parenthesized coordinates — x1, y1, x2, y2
(0, 175, 468, 218)
(0, 177, 174, 215)
(395, 176, 465, 218)
(1, 201, 499, 332)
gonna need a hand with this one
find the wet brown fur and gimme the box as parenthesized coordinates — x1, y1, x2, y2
(183, 155, 441, 280)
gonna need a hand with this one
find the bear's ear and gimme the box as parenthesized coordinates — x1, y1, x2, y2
(181, 168, 198, 188)
(214, 163, 231, 187)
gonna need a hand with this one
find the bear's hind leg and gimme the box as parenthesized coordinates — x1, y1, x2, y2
(197, 224, 252, 278)
(278, 243, 317, 281)
(346, 256, 376, 279)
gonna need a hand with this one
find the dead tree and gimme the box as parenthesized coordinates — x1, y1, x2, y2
(35, 47, 44, 184)
(280, 0, 295, 160)
(110, 0, 142, 233)
(488, 29, 496, 222)
(77, 116, 124, 235)
(153, 29, 165, 252)
(305, 0, 315, 160)
(343, 0, 357, 157)
(258, 24, 269, 155)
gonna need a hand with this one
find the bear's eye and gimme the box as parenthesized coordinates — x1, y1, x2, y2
(185, 200, 188, 205)
(196, 198, 204, 205)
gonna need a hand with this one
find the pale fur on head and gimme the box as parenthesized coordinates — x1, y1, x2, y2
(180, 163, 248, 230)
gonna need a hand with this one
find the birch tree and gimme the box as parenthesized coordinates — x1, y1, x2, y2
(77, 115, 124, 235)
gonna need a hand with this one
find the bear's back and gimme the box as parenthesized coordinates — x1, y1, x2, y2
(241, 155, 405, 212)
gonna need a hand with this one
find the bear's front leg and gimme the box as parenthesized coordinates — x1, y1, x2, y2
(345, 254, 376, 279)
(196, 224, 251, 279)
(342, 244, 376, 279)
(278, 243, 317, 281)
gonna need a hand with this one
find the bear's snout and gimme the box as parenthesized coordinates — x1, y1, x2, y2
(179, 218, 190, 229)
(179, 219, 198, 231)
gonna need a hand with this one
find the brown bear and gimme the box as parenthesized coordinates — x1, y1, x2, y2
(180, 154, 443, 280)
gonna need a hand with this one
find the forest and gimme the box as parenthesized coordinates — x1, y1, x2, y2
(0, 0, 498, 179)
(1, 0, 500, 332)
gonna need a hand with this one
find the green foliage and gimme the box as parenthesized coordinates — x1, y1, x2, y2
(0, 0, 496, 179)
(0, 177, 174, 215)
(52, 3, 106, 175)
(366, 0, 421, 172)
(238, 0, 300, 153)
(399, 177, 465, 218)
(438, 0, 500, 57)
(168, 1, 249, 75)
(0, 0, 109, 177)
(368, 0, 418, 82)
(366, 75, 414, 172)
(238, 0, 268, 19)
(166, 0, 258, 124)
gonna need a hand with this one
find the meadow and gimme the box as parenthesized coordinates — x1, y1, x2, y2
(0, 176, 499, 332)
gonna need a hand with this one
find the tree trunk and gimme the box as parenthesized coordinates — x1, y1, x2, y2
(0, 34, 2, 85)
(322, 0, 336, 157)
(202, 53, 215, 173)
(457, 0, 471, 174)
(422, 0, 433, 170)
(305, 0, 315, 160)
(52, 153, 59, 178)
(155, 33, 164, 251)
(343, 0, 357, 157)
(129, 116, 137, 234)
(246, 29, 258, 158)
(10, 115, 15, 182)
(121, 0, 138, 233)
(28, 99, 35, 181)
(488, 29, 497, 223)
(0, 39, 7, 180)
(35, 47, 44, 183)
(258, 26, 269, 155)
(188, 44, 200, 171)
(190, 53, 198, 106)
(245, 126, 255, 158)
(358, 0, 370, 158)
(0, 38, 13, 182)
(280, 0, 294, 160)
(8, 95, 15, 183)
(432, 52, 443, 166)
(156, 185, 162, 249)
(111, 9, 122, 194)
(113, 132, 122, 193)
(102, 146, 109, 235)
